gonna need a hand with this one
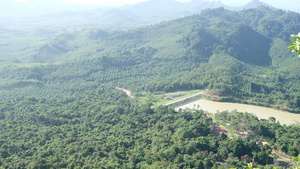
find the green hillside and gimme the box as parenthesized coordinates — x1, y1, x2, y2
(1, 7, 300, 111)
(0, 7, 300, 168)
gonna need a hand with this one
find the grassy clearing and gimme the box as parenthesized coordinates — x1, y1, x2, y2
(133, 90, 203, 108)
(0, 62, 63, 69)
(0, 79, 19, 87)
(208, 112, 238, 138)
(151, 90, 202, 107)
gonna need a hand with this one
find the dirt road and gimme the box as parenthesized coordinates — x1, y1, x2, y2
(116, 87, 133, 98)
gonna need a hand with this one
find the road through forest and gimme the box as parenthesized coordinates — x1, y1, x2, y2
(116, 87, 133, 98)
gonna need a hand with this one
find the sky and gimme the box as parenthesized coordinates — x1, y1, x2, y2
(8, 0, 300, 8)
(220, 0, 299, 11)
(3, 0, 300, 15)
(12, 0, 148, 6)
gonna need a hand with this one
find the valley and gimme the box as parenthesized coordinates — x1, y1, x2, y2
(0, 1, 300, 168)
(131, 88, 300, 125)
(175, 98, 300, 125)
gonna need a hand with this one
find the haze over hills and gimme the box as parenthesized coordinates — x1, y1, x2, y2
(1, 7, 300, 107)
(0, 0, 278, 29)
(1, 1, 300, 168)
(242, 0, 274, 9)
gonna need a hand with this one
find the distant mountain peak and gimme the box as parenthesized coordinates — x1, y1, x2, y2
(243, 0, 275, 9)
(145, 0, 180, 3)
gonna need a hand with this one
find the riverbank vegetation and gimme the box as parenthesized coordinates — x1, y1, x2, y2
(1, 6, 300, 168)
(0, 90, 299, 168)
(1, 7, 300, 112)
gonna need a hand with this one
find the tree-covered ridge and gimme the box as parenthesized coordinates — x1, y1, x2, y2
(1, 7, 300, 168)
(214, 111, 300, 157)
(0, 86, 299, 168)
(1, 7, 300, 112)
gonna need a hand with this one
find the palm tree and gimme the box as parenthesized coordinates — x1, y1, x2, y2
(245, 162, 258, 169)
(290, 155, 300, 169)
(289, 32, 300, 57)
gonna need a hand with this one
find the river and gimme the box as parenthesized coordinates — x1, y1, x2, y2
(175, 99, 300, 125)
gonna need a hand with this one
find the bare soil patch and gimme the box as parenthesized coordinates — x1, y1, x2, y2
(116, 87, 133, 98)
(213, 123, 229, 137)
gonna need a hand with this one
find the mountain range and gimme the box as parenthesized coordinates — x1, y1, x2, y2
(1, 0, 300, 168)
(1, 0, 278, 29)
(1, 6, 300, 112)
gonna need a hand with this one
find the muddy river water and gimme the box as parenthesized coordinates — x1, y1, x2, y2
(175, 99, 300, 125)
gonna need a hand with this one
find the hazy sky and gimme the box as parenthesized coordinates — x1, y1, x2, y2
(219, 0, 299, 11)
(9, 0, 300, 7)
(13, 0, 148, 6)
(5, 0, 300, 13)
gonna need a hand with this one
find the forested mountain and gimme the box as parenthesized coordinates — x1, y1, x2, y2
(1, 7, 300, 111)
(0, 0, 275, 29)
(0, 6, 300, 168)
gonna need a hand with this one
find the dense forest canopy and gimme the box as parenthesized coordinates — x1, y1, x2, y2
(0, 6, 300, 168)
(1, 7, 300, 111)
(0, 89, 299, 168)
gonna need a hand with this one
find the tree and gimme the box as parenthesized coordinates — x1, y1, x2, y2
(290, 155, 300, 169)
(268, 117, 276, 123)
(245, 162, 258, 169)
(289, 32, 300, 57)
